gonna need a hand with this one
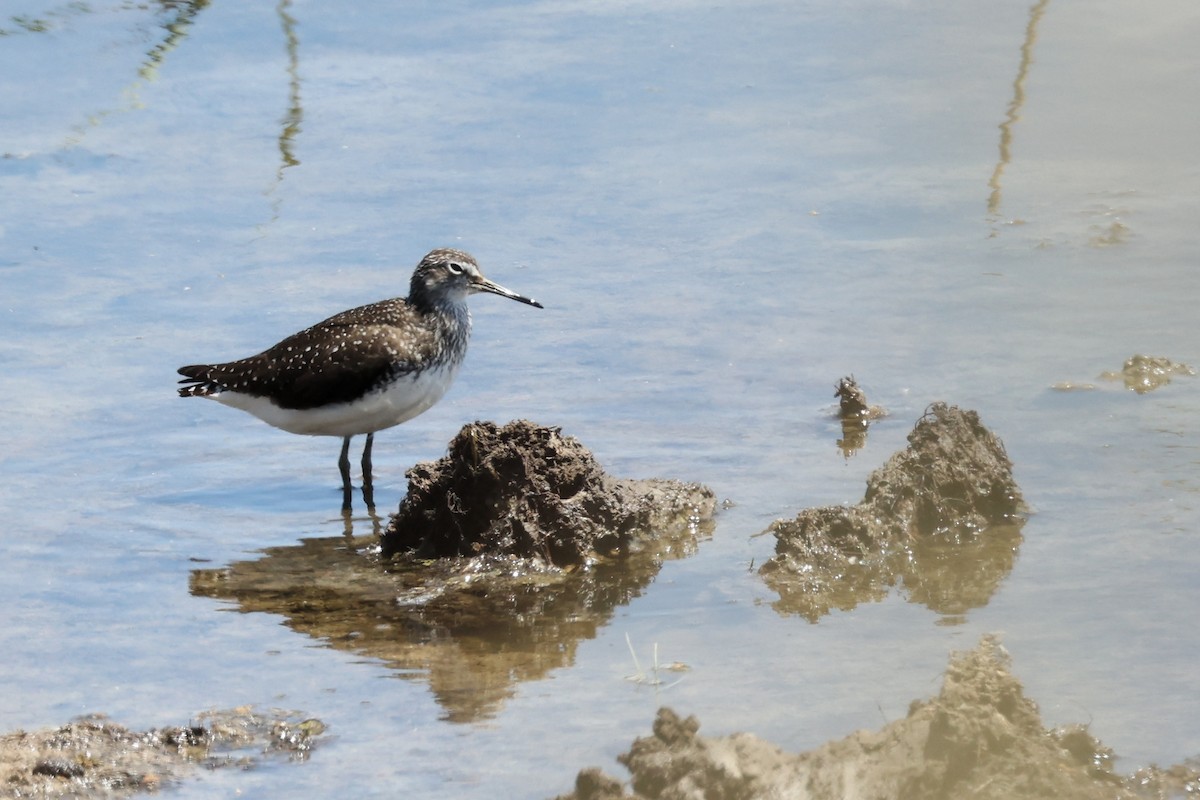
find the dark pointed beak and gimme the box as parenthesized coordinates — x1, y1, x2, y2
(471, 275, 543, 308)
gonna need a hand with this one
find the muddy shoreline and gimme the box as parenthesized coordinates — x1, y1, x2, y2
(0, 708, 324, 798)
(553, 636, 1200, 800)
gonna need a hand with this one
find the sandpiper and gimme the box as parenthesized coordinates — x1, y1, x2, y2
(177, 248, 542, 510)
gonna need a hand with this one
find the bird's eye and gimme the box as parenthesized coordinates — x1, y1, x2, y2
(447, 262, 464, 275)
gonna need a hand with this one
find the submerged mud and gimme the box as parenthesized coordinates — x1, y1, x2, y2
(1100, 354, 1195, 394)
(0, 708, 323, 799)
(553, 636, 1200, 800)
(192, 420, 715, 722)
(1052, 353, 1195, 393)
(762, 403, 1025, 621)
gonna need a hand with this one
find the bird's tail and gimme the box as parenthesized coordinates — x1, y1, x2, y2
(177, 365, 223, 398)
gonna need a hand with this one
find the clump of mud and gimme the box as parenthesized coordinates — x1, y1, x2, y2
(834, 375, 885, 422)
(1052, 354, 1195, 393)
(761, 403, 1025, 621)
(833, 376, 886, 457)
(381, 419, 714, 565)
(552, 636, 1200, 800)
(0, 708, 324, 799)
(1100, 354, 1195, 394)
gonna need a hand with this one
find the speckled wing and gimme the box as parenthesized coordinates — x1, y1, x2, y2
(177, 299, 439, 410)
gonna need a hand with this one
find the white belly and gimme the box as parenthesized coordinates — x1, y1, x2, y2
(210, 362, 461, 437)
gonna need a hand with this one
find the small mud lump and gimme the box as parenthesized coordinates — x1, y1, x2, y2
(1100, 354, 1195, 394)
(833, 376, 885, 457)
(381, 420, 714, 566)
(834, 375, 885, 422)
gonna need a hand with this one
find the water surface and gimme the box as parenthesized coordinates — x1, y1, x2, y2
(2, 1, 1198, 795)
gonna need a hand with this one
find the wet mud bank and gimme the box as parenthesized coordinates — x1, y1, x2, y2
(553, 636, 1200, 800)
(0, 708, 324, 799)
(192, 420, 715, 721)
(762, 403, 1026, 621)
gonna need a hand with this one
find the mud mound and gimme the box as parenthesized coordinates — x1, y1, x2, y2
(381, 420, 714, 565)
(762, 404, 1025, 621)
(863, 402, 1022, 539)
(553, 637, 1198, 800)
(0, 708, 323, 799)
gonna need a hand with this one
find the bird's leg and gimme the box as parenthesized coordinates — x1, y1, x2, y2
(361, 432, 375, 511)
(339, 435, 353, 512)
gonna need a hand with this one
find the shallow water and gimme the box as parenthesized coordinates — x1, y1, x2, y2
(2, 0, 1199, 795)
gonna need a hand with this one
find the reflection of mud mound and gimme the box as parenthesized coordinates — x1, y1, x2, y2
(0, 708, 323, 799)
(553, 637, 1200, 800)
(193, 421, 715, 723)
(761, 404, 1025, 621)
(381, 420, 706, 564)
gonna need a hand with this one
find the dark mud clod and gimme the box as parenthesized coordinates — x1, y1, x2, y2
(835, 375, 884, 421)
(762, 403, 1026, 621)
(381, 419, 715, 565)
(834, 376, 885, 456)
(31, 759, 86, 779)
